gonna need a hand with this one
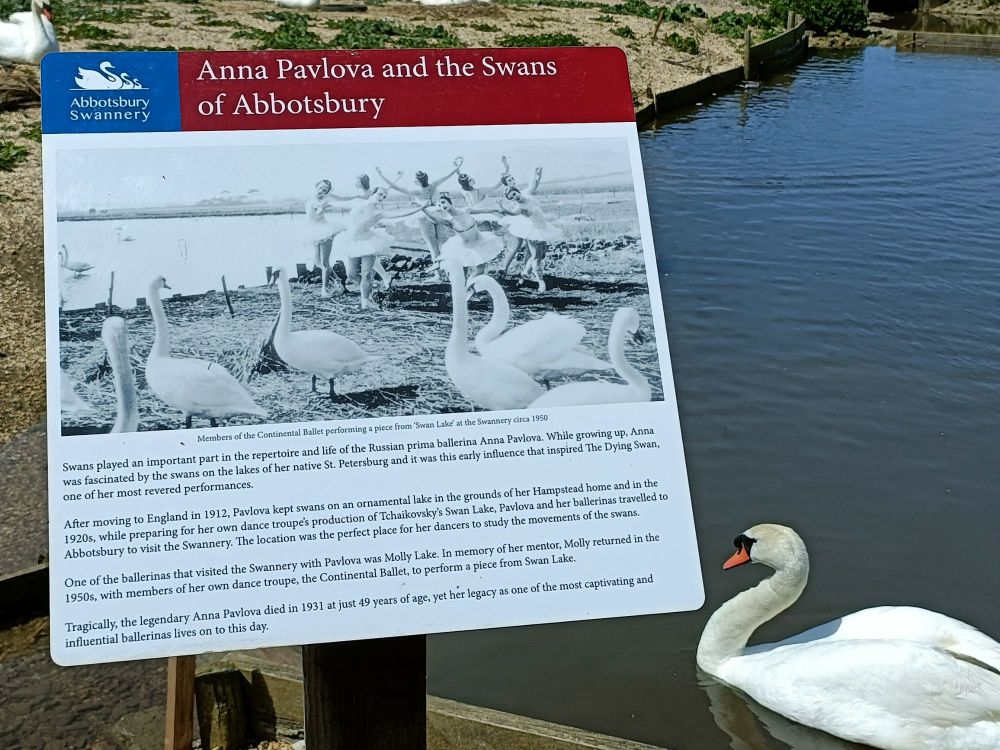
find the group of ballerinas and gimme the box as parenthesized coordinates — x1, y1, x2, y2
(302, 155, 566, 309)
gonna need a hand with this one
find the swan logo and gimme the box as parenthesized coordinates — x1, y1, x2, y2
(43, 51, 180, 133)
(73, 61, 145, 91)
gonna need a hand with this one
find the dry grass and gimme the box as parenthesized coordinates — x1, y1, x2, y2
(0, 68, 40, 112)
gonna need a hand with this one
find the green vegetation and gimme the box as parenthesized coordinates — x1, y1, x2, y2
(325, 17, 462, 49)
(767, 0, 867, 34)
(0, 141, 29, 172)
(612, 25, 636, 38)
(20, 123, 41, 143)
(593, 14, 616, 21)
(470, 22, 501, 31)
(234, 15, 323, 49)
(664, 31, 699, 53)
(61, 23, 116, 41)
(497, 32, 584, 46)
(667, 2, 708, 21)
(708, 9, 783, 38)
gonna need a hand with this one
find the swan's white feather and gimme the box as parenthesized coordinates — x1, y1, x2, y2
(146, 357, 265, 420)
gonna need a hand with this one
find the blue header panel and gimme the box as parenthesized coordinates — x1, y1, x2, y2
(41, 52, 181, 134)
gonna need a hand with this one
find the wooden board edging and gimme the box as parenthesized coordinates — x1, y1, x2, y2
(637, 19, 808, 128)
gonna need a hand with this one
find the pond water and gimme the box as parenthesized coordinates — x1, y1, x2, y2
(428, 47, 1000, 749)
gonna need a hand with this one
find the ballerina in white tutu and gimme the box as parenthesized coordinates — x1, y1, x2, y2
(303, 180, 350, 298)
(498, 180, 563, 292)
(322, 173, 374, 294)
(376, 157, 463, 279)
(420, 193, 505, 279)
(331, 188, 429, 310)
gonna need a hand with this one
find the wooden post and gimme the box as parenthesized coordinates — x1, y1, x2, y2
(165, 655, 197, 750)
(787, 9, 795, 29)
(221, 275, 235, 317)
(651, 8, 665, 41)
(743, 27, 753, 80)
(302, 636, 426, 749)
(107, 271, 115, 313)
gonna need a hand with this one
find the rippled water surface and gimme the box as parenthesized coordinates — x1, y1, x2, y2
(428, 47, 1000, 749)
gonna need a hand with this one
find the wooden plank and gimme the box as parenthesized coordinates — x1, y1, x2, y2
(303, 635, 426, 749)
(165, 655, 197, 750)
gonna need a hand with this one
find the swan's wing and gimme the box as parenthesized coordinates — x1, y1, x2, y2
(769, 607, 1000, 673)
(152, 358, 265, 417)
(723, 639, 1000, 745)
(537, 347, 613, 377)
(483, 313, 585, 373)
(283, 330, 371, 373)
(61, 376, 94, 414)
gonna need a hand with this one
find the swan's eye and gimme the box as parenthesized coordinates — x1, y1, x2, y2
(734, 534, 756, 554)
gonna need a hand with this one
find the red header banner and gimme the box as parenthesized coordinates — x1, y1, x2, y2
(178, 47, 634, 131)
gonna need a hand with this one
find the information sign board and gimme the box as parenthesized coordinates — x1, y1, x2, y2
(43, 47, 703, 665)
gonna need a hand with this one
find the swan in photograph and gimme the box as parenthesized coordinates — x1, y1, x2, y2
(60, 374, 93, 415)
(442, 258, 544, 411)
(146, 276, 267, 428)
(271, 267, 378, 402)
(101, 317, 139, 433)
(529, 307, 650, 408)
(0, 0, 57, 65)
(59, 245, 93, 277)
(467, 274, 611, 383)
(697, 523, 1000, 750)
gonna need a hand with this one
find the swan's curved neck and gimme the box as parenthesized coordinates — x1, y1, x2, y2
(608, 317, 646, 393)
(475, 277, 510, 350)
(148, 283, 170, 359)
(697, 559, 809, 674)
(105, 325, 138, 433)
(276, 275, 293, 337)
(446, 264, 469, 362)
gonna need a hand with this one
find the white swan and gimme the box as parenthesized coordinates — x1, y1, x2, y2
(271, 267, 377, 401)
(697, 524, 1000, 750)
(529, 307, 651, 408)
(274, 0, 320, 7)
(467, 274, 611, 384)
(0, 0, 57, 65)
(101, 317, 139, 433)
(146, 277, 267, 428)
(59, 245, 93, 277)
(443, 259, 544, 411)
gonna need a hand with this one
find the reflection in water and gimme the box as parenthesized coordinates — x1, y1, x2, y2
(701, 673, 875, 750)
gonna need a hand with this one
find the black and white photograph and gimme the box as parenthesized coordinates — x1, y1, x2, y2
(55, 135, 666, 434)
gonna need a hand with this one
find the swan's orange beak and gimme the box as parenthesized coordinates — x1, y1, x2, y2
(723, 546, 751, 570)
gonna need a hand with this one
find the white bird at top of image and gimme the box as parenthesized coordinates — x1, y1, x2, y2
(145, 277, 267, 429)
(529, 307, 650, 407)
(101, 317, 139, 433)
(442, 258, 544, 411)
(273, 0, 320, 8)
(0, 0, 57, 65)
(270, 267, 379, 402)
(466, 274, 611, 384)
(59, 245, 93, 277)
(698, 524, 1000, 750)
